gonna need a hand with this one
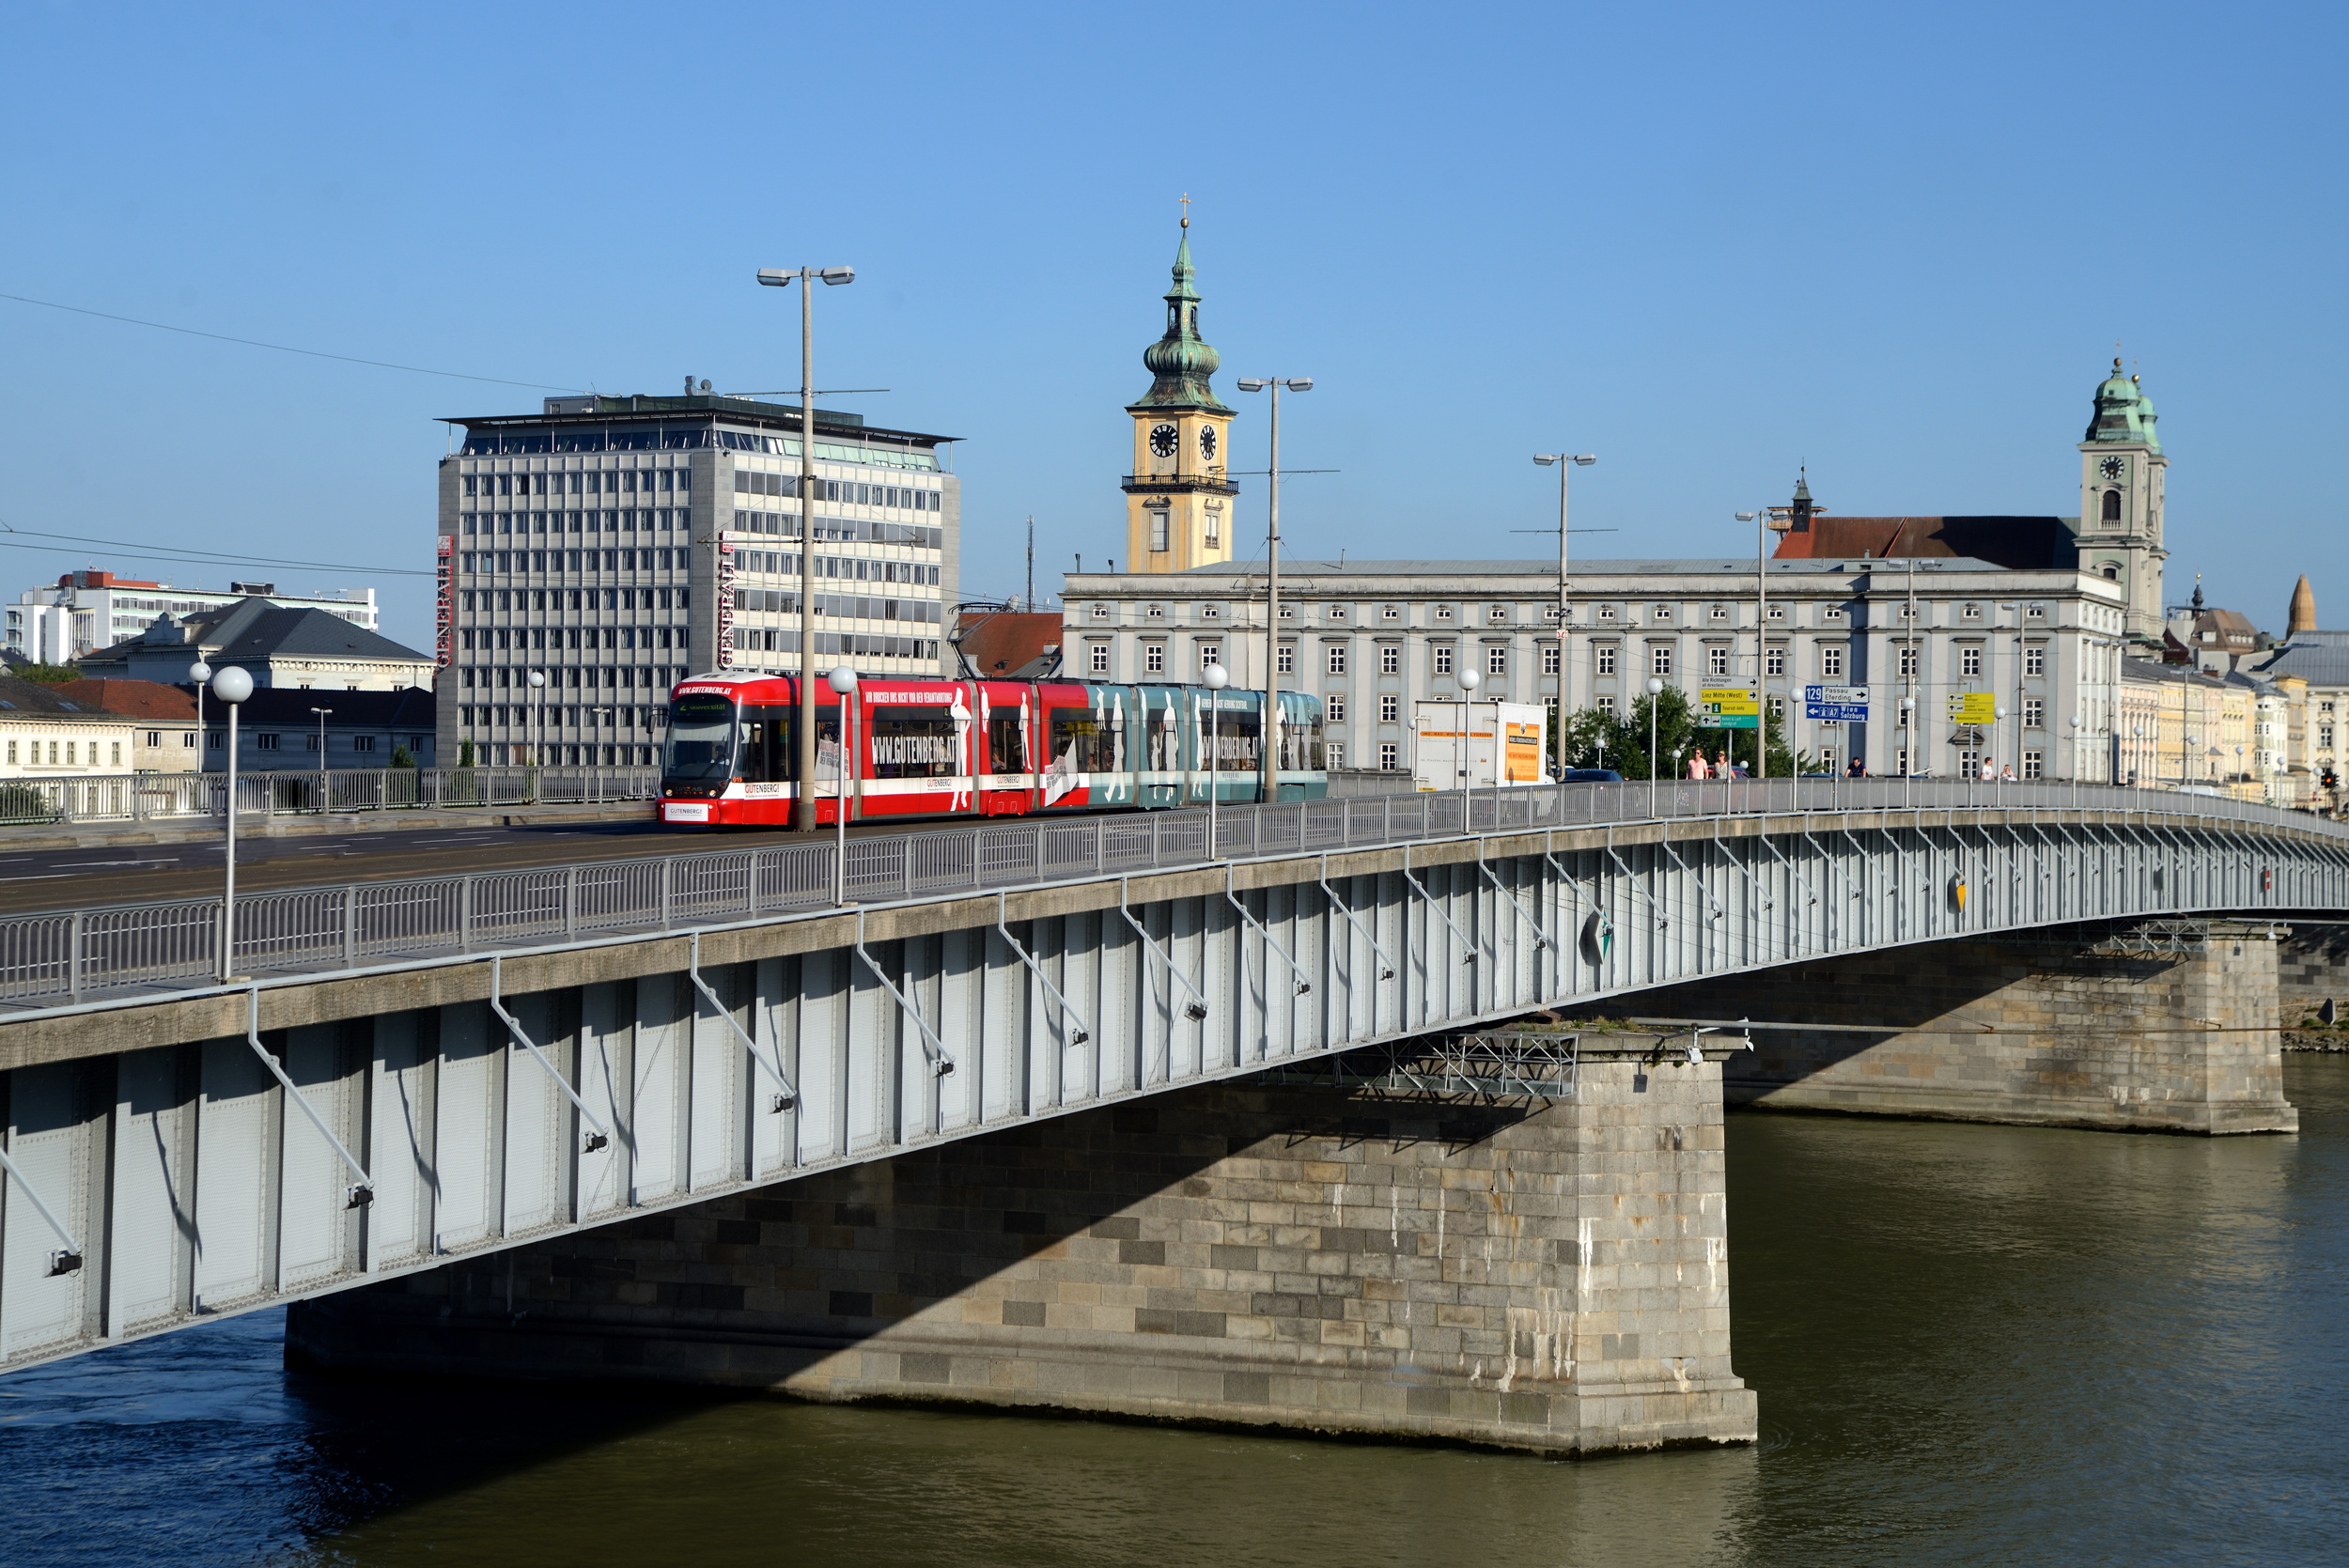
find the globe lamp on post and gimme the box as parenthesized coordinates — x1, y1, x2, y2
(207, 666, 255, 982)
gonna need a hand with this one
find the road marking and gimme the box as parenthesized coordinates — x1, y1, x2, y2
(55, 859, 182, 869)
(0, 874, 73, 883)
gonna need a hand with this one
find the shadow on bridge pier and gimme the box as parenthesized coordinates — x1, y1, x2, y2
(1613, 918, 2299, 1135)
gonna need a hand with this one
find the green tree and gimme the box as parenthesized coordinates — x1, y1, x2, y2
(1556, 691, 1801, 781)
(458, 737, 474, 768)
(13, 662, 81, 684)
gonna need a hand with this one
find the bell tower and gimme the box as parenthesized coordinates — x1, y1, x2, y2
(1123, 209, 1237, 574)
(2076, 356, 2169, 644)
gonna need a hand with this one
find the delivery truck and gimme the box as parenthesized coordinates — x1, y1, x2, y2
(1412, 699, 1547, 791)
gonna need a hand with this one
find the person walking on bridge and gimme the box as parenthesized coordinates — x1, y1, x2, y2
(1981, 755, 1997, 783)
(1688, 751, 1709, 781)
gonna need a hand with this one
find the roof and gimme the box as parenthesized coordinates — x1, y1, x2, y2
(54, 678, 197, 721)
(0, 674, 132, 722)
(1770, 516, 2079, 569)
(444, 395, 957, 447)
(84, 597, 429, 668)
(2123, 657, 2235, 692)
(955, 612, 1063, 679)
(1078, 555, 2062, 584)
(2252, 637, 2349, 688)
(202, 687, 436, 727)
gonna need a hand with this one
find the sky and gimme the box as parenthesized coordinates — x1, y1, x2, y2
(1, 1, 2341, 652)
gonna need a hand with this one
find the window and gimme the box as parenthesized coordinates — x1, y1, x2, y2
(1823, 605, 1845, 623)
(1090, 603, 1110, 621)
(1961, 646, 1983, 677)
(1277, 644, 1294, 675)
(1382, 604, 1401, 622)
(1327, 695, 1346, 723)
(1328, 603, 1348, 622)
(1433, 644, 1454, 675)
(1766, 647, 1785, 676)
(1090, 644, 1110, 674)
(1328, 644, 1347, 675)
(1651, 644, 1672, 677)
(1542, 644, 1561, 675)
(1379, 693, 1399, 723)
(2022, 750, 2044, 780)
(2102, 489, 2123, 521)
(2027, 604, 2047, 620)
(1766, 604, 1786, 622)
(111, 742, 121, 768)
(1203, 511, 1219, 545)
(305, 733, 322, 752)
(1898, 645, 1920, 677)
(1597, 604, 1618, 622)
(1435, 604, 1455, 622)
(1595, 644, 1617, 675)
(1768, 695, 1786, 721)
(1378, 742, 1399, 771)
(2024, 698, 2045, 728)
(257, 734, 280, 751)
(2102, 564, 2120, 582)
(1379, 645, 1401, 675)
(1201, 603, 1221, 620)
(1486, 646, 1506, 676)
(1821, 645, 1844, 678)
(1818, 747, 1836, 774)
(352, 735, 376, 753)
(1707, 646, 1730, 677)
(2323, 724, 2336, 750)
(1144, 643, 1164, 674)
(146, 730, 160, 747)
(1963, 603, 1983, 621)
(1199, 643, 1221, 668)
(1709, 604, 1730, 623)
(1149, 510, 1169, 553)
(2025, 646, 2046, 676)
(1596, 695, 1616, 717)
(1146, 603, 1165, 620)
(1652, 604, 1673, 623)
(1487, 605, 1508, 624)
(1327, 742, 1345, 768)
(1896, 747, 1909, 775)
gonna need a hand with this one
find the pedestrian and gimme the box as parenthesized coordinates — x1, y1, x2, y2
(1688, 750, 1708, 781)
(1981, 755, 1996, 783)
(1846, 755, 1867, 780)
(2000, 763, 2016, 784)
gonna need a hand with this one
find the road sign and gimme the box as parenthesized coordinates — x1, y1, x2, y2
(1698, 688, 1759, 729)
(1947, 691, 1996, 725)
(1805, 684, 1868, 722)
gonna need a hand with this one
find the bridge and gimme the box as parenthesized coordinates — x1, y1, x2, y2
(2, 779, 2338, 1454)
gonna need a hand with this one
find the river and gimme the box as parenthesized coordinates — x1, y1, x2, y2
(6, 1058, 2346, 1566)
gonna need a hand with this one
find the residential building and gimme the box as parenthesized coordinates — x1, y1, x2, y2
(197, 687, 438, 771)
(438, 392, 961, 768)
(7, 570, 377, 664)
(2118, 658, 2259, 796)
(78, 598, 434, 691)
(54, 679, 200, 771)
(0, 675, 138, 778)
(1065, 554, 2127, 781)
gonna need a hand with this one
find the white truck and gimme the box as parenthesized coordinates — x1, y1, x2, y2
(1412, 699, 1547, 791)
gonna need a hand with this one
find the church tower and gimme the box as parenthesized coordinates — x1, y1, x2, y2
(2075, 357, 2169, 644)
(1123, 217, 1237, 573)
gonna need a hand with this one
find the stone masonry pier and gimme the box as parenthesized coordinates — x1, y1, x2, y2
(288, 1041, 1755, 1458)
(1630, 920, 2296, 1134)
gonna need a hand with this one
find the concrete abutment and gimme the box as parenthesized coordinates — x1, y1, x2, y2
(288, 1048, 1756, 1457)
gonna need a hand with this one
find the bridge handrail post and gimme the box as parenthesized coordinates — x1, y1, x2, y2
(342, 885, 357, 970)
(661, 857, 674, 930)
(69, 910, 84, 1004)
(567, 864, 580, 937)
(459, 875, 474, 953)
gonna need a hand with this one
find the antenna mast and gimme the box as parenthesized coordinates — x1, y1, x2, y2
(1026, 516, 1034, 613)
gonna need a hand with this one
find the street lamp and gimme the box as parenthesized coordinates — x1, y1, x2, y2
(1235, 375, 1312, 803)
(526, 670, 547, 785)
(1203, 662, 1230, 854)
(1457, 666, 1482, 798)
(2069, 713, 2082, 801)
(1995, 705, 2008, 782)
(2131, 722, 2143, 787)
(1533, 452, 1596, 780)
(757, 262, 857, 833)
(1900, 695, 1916, 807)
(1735, 507, 1794, 781)
(309, 706, 334, 808)
(207, 665, 254, 983)
(1646, 675, 1665, 815)
(827, 664, 859, 904)
(189, 660, 210, 768)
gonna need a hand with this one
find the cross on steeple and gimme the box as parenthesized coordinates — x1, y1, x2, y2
(1179, 192, 1191, 229)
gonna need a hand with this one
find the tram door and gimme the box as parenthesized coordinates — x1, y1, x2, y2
(986, 707, 1028, 814)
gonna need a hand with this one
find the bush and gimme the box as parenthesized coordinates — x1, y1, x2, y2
(13, 663, 81, 684)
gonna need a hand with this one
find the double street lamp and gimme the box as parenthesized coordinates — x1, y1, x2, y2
(756, 263, 856, 833)
(1532, 452, 1596, 779)
(1236, 376, 1311, 803)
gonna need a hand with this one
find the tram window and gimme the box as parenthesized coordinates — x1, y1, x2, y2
(867, 706, 960, 779)
(1050, 706, 1119, 773)
(988, 712, 1026, 773)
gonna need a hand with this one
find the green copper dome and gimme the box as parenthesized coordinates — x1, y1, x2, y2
(2084, 357, 2161, 453)
(1129, 227, 1231, 414)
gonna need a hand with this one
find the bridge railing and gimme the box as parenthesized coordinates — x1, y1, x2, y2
(0, 776, 2336, 1011)
(0, 767, 661, 827)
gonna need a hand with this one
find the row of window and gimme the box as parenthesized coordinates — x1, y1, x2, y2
(459, 705, 667, 731)
(462, 549, 680, 573)
(459, 666, 677, 691)
(1091, 600, 2057, 627)
(6, 738, 124, 768)
(729, 515, 945, 550)
(1094, 637, 2055, 683)
(726, 631, 941, 660)
(461, 589, 682, 614)
(731, 590, 944, 625)
(461, 626, 681, 652)
(732, 473, 941, 511)
(462, 510, 681, 535)
(731, 550, 941, 586)
(461, 742, 656, 768)
(466, 469, 690, 497)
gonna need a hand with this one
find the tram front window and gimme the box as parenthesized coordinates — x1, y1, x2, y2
(664, 693, 740, 784)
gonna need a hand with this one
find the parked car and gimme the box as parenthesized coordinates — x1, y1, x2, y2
(1559, 768, 1624, 783)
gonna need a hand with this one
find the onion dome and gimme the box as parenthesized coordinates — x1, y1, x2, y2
(2085, 357, 2161, 453)
(1129, 225, 1230, 414)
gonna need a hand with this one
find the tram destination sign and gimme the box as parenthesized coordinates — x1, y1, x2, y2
(1805, 684, 1869, 722)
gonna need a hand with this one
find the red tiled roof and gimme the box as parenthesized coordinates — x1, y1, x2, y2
(1770, 516, 2077, 570)
(954, 613, 1063, 678)
(54, 678, 198, 721)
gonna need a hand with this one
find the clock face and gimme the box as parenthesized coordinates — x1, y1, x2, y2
(1148, 423, 1178, 458)
(1199, 425, 1218, 461)
(2099, 456, 2124, 480)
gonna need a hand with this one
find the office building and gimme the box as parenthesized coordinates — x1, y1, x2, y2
(8, 570, 378, 665)
(438, 392, 960, 767)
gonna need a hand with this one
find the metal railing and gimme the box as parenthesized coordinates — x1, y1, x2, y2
(2, 774, 2341, 1013)
(0, 767, 660, 827)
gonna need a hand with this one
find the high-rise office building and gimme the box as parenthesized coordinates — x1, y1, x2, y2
(437, 393, 960, 767)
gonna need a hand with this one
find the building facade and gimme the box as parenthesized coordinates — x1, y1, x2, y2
(54, 679, 201, 772)
(8, 570, 377, 665)
(198, 687, 437, 772)
(0, 675, 139, 779)
(1064, 555, 2128, 780)
(2074, 359, 2169, 644)
(80, 598, 434, 692)
(1122, 223, 1239, 575)
(437, 393, 960, 768)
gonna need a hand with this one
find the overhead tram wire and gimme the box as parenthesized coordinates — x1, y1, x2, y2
(0, 522, 430, 578)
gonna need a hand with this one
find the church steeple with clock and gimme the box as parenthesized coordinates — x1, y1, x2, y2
(2076, 356, 2169, 644)
(1123, 210, 1237, 574)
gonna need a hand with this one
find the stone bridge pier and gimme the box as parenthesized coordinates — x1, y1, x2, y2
(1634, 919, 2297, 1134)
(288, 1038, 1757, 1457)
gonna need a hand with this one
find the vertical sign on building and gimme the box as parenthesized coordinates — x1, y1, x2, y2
(717, 537, 736, 667)
(435, 536, 454, 668)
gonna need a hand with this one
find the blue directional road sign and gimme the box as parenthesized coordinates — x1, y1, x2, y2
(1805, 683, 1869, 722)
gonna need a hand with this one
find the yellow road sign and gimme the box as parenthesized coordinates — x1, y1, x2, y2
(1947, 692, 1996, 724)
(1699, 688, 1759, 717)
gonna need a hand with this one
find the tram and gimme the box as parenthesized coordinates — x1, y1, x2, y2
(657, 670, 1327, 827)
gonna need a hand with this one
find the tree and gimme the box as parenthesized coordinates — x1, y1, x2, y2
(13, 663, 80, 685)
(458, 737, 474, 768)
(1556, 691, 1800, 780)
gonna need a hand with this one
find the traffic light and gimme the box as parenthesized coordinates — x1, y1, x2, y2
(2326, 768, 2339, 791)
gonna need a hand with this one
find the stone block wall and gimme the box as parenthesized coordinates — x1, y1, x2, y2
(1627, 923, 2295, 1134)
(2279, 924, 2349, 1021)
(288, 1051, 1755, 1457)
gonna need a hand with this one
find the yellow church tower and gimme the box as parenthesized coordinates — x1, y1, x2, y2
(1122, 215, 1237, 573)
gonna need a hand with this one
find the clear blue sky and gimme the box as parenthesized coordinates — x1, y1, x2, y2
(2, 2, 2340, 651)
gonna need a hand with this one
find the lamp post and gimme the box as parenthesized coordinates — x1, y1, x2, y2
(756, 261, 857, 833)
(526, 671, 547, 794)
(827, 664, 859, 905)
(309, 706, 334, 810)
(1900, 695, 1916, 807)
(1458, 667, 1482, 808)
(1995, 705, 2008, 782)
(2070, 713, 2082, 802)
(1533, 452, 1596, 780)
(1646, 675, 1664, 815)
(189, 660, 210, 771)
(2131, 722, 2143, 786)
(207, 666, 254, 983)
(1235, 376, 1312, 803)
(1203, 662, 1229, 855)
(1735, 507, 1794, 781)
